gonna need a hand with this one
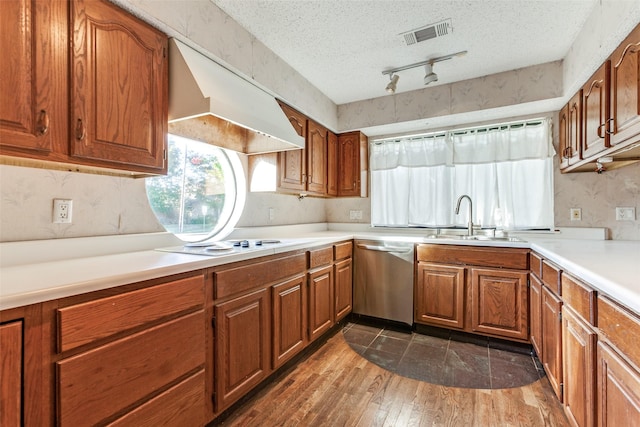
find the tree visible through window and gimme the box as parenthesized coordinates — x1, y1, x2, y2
(146, 134, 245, 242)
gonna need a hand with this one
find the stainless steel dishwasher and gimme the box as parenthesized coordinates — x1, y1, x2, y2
(353, 239, 415, 326)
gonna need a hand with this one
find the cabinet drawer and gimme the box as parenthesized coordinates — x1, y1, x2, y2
(416, 244, 528, 270)
(57, 274, 204, 352)
(530, 252, 542, 279)
(108, 370, 205, 427)
(597, 296, 640, 369)
(308, 246, 333, 269)
(214, 253, 306, 299)
(542, 260, 562, 296)
(562, 273, 596, 325)
(334, 241, 353, 261)
(57, 311, 204, 426)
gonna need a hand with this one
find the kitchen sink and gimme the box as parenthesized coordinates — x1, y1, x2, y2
(424, 234, 523, 242)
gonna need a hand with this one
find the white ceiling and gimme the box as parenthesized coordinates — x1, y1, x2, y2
(212, 0, 597, 106)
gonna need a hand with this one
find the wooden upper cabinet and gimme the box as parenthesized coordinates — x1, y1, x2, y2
(0, 0, 67, 156)
(327, 131, 338, 196)
(582, 61, 611, 159)
(69, 0, 168, 173)
(277, 102, 307, 192)
(558, 104, 570, 170)
(306, 119, 328, 196)
(337, 131, 364, 197)
(564, 92, 583, 168)
(610, 23, 640, 147)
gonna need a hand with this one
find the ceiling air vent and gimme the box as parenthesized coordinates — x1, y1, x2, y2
(402, 19, 452, 46)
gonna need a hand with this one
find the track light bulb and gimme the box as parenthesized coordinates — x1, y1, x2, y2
(386, 74, 399, 93)
(423, 63, 438, 85)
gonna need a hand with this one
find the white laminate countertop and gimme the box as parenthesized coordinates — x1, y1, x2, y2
(1, 226, 639, 316)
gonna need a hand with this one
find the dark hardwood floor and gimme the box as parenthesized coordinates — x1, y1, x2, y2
(218, 327, 569, 426)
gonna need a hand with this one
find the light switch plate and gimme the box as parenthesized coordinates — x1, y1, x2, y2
(616, 207, 636, 221)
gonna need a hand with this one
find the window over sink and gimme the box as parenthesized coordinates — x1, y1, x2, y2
(145, 134, 246, 242)
(370, 119, 554, 230)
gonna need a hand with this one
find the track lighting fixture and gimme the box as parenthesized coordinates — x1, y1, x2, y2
(385, 74, 399, 93)
(423, 63, 437, 85)
(382, 50, 467, 93)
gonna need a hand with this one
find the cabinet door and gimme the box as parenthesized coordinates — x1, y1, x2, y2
(582, 62, 610, 158)
(530, 274, 543, 358)
(471, 268, 528, 341)
(308, 265, 334, 342)
(327, 131, 338, 196)
(542, 285, 563, 401)
(610, 24, 640, 146)
(563, 306, 596, 427)
(0, 321, 23, 427)
(0, 0, 66, 155)
(215, 288, 270, 412)
(415, 263, 465, 330)
(559, 104, 570, 170)
(277, 102, 306, 191)
(568, 92, 583, 165)
(597, 341, 640, 427)
(306, 119, 327, 196)
(272, 275, 307, 370)
(70, 0, 167, 172)
(334, 258, 353, 322)
(337, 131, 361, 197)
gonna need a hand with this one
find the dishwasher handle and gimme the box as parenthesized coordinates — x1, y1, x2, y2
(356, 243, 413, 253)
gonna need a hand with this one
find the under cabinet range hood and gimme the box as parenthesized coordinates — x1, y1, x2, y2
(168, 39, 304, 154)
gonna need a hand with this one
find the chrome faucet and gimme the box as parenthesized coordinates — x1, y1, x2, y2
(455, 195, 474, 236)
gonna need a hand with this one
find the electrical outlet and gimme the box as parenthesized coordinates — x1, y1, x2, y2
(354, 210, 363, 220)
(268, 207, 275, 220)
(570, 208, 582, 221)
(349, 210, 357, 220)
(616, 207, 636, 221)
(53, 199, 73, 224)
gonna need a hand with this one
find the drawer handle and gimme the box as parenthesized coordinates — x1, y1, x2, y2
(605, 118, 614, 135)
(597, 122, 606, 139)
(75, 118, 86, 141)
(36, 109, 49, 136)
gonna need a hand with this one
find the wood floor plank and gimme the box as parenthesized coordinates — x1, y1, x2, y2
(218, 331, 569, 427)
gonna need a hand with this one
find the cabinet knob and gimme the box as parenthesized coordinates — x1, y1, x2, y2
(75, 118, 86, 141)
(36, 110, 49, 136)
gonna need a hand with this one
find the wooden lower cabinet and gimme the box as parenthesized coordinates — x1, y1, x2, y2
(530, 274, 543, 357)
(470, 268, 528, 340)
(334, 257, 353, 322)
(0, 321, 23, 427)
(597, 341, 640, 427)
(415, 262, 465, 330)
(272, 275, 308, 369)
(214, 288, 271, 412)
(563, 306, 596, 427)
(542, 285, 564, 401)
(57, 311, 204, 426)
(308, 265, 334, 342)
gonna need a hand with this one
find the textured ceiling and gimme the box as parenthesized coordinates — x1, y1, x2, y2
(212, 0, 597, 105)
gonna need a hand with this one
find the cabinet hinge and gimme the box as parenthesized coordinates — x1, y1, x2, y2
(211, 392, 216, 406)
(163, 47, 167, 58)
(560, 383, 564, 397)
(211, 317, 216, 328)
(558, 311, 562, 322)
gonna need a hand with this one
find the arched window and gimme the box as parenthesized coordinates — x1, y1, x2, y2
(146, 134, 246, 242)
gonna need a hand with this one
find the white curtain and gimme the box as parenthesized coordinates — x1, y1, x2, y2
(371, 120, 554, 229)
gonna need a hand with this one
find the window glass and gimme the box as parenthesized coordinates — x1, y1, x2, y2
(145, 134, 245, 242)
